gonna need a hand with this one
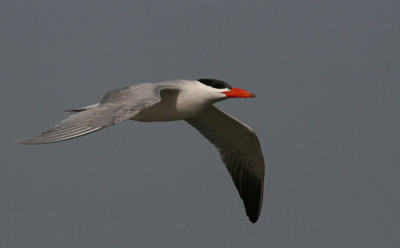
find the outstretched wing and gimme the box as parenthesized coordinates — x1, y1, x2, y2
(185, 106, 265, 223)
(15, 83, 173, 144)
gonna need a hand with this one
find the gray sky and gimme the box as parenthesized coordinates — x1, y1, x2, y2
(1, 0, 399, 247)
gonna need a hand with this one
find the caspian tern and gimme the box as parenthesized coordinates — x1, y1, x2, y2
(15, 79, 265, 223)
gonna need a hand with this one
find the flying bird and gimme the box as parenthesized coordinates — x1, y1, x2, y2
(15, 79, 265, 223)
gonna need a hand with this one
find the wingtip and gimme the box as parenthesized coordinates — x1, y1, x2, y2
(13, 139, 26, 144)
(248, 212, 260, 223)
(249, 218, 258, 224)
(13, 138, 34, 145)
(13, 136, 53, 145)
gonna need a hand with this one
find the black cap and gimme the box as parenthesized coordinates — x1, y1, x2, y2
(197, 79, 232, 90)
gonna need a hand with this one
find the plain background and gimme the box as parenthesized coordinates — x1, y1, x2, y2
(1, 1, 399, 247)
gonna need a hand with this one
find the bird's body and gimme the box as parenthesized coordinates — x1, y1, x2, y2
(15, 79, 265, 223)
(132, 80, 221, 121)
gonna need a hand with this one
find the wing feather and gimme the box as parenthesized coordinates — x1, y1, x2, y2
(14, 83, 173, 144)
(186, 106, 265, 223)
(14, 105, 133, 144)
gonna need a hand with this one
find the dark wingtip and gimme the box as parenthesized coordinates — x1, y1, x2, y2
(243, 175, 264, 223)
(246, 197, 262, 223)
(249, 216, 259, 223)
